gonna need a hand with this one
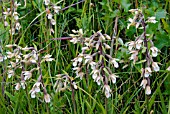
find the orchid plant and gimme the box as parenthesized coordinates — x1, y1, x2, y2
(127, 9, 160, 95)
(66, 29, 120, 98)
(3, 1, 21, 35)
(4, 44, 54, 103)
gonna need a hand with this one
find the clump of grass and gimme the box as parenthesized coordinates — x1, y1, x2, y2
(0, 0, 169, 113)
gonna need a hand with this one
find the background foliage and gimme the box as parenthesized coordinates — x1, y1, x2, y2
(0, 0, 170, 113)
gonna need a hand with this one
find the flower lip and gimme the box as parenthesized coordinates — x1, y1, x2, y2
(103, 85, 112, 98)
(144, 67, 152, 77)
(44, 93, 51, 103)
(150, 46, 158, 57)
(145, 86, 151, 95)
(44, 0, 50, 6)
(140, 79, 147, 89)
(152, 62, 160, 72)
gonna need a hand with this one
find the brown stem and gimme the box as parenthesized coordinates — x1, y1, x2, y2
(37, 56, 43, 82)
(99, 42, 107, 85)
(61, 0, 85, 11)
(141, 14, 151, 114)
(69, 79, 76, 114)
(21, 62, 25, 81)
(10, 0, 14, 42)
(142, 16, 150, 67)
(51, 37, 72, 41)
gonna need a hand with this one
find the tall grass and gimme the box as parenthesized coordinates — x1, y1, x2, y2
(0, 0, 170, 113)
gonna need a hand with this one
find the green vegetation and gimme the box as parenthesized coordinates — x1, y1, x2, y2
(0, 0, 169, 113)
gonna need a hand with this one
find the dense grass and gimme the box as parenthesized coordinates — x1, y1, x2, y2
(0, 0, 170, 113)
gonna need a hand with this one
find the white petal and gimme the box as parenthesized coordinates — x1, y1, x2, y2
(144, 73, 150, 77)
(105, 92, 111, 98)
(31, 91, 36, 98)
(152, 52, 157, 57)
(44, 94, 51, 103)
(15, 83, 20, 90)
(114, 62, 119, 68)
(145, 86, 151, 95)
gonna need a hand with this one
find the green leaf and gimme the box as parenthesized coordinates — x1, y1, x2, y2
(155, 33, 170, 49)
(164, 73, 170, 95)
(120, 0, 131, 12)
(5, 91, 16, 102)
(161, 19, 170, 34)
(126, 26, 136, 38)
(136, 60, 146, 64)
(158, 87, 167, 113)
(155, 9, 167, 20)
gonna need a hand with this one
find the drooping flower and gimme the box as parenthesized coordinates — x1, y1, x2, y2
(5, 44, 14, 48)
(6, 51, 14, 58)
(152, 62, 160, 72)
(70, 38, 78, 44)
(89, 61, 96, 70)
(144, 67, 152, 77)
(7, 69, 14, 78)
(50, 19, 56, 25)
(0, 54, 7, 62)
(145, 86, 151, 95)
(92, 69, 99, 80)
(77, 54, 83, 63)
(84, 55, 92, 64)
(44, 93, 51, 103)
(3, 11, 10, 20)
(97, 31, 105, 41)
(78, 29, 83, 36)
(146, 17, 157, 24)
(14, 1, 21, 10)
(29, 57, 37, 64)
(53, 5, 61, 14)
(127, 41, 135, 51)
(44, 0, 50, 5)
(95, 76, 102, 85)
(72, 58, 78, 67)
(15, 22, 21, 30)
(15, 83, 21, 90)
(111, 58, 119, 68)
(42, 54, 54, 62)
(103, 43, 111, 49)
(21, 80, 26, 89)
(13, 12, 19, 20)
(135, 39, 143, 50)
(104, 34, 111, 40)
(9, 28, 15, 35)
(29, 82, 42, 98)
(72, 82, 78, 89)
(23, 71, 32, 80)
(129, 9, 139, 13)
(109, 74, 118, 84)
(75, 72, 84, 80)
(72, 67, 81, 72)
(140, 79, 147, 89)
(150, 46, 158, 57)
(34, 82, 41, 92)
(129, 50, 138, 63)
(4, 21, 8, 26)
(47, 13, 53, 19)
(22, 46, 32, 51)
(82, 47, 89, 51)
(31, 91, 36, 98)
(103, 85, 112, 98)
(127, 18, 136, 29)
(72, 60, 78, 67)
(10, 61, 16, 68)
